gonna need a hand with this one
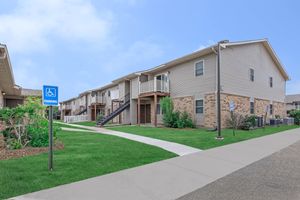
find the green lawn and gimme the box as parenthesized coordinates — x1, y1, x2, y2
(109, 125, 300, 150)
(53, 121, 89, 130)
(72, 121, 96, 127)
(0, 128, 176, 199)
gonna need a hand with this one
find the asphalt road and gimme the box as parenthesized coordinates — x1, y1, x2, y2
(178, 140, 300, 200)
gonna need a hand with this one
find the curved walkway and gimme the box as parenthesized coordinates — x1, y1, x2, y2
(58, 122, 201, 156)
(11, 127, 300, 200)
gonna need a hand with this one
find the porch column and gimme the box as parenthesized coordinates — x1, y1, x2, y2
(154, 94, 157, 127)
(94, 104, 97, 121)
(137, 97, 141, 126)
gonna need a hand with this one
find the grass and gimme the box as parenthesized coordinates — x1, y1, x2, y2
(0, 128, 176, 199)
(72, 121, 96, 127)
(53, 121, 89, 130)
(109, 125, 300, 150)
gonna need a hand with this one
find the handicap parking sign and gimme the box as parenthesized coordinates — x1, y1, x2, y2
(43, 85, 58, 106)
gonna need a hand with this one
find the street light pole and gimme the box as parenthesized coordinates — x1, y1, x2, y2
(216, 41, 224, 140)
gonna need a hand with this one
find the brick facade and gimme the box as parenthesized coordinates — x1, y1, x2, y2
(204, 94, 216, 127)
(173, 96, 195, 120)
(203, 93, 286, 128)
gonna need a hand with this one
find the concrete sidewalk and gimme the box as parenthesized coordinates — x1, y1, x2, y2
(11, 127, 300, 200)
(58, 122, 201, 156)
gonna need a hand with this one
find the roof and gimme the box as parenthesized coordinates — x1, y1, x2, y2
(0, 44, 42, 96)
(285, 94, 300, 103)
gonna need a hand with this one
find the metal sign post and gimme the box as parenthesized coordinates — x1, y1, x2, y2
(43, 85, 58, 171)
(49, 106, 53, 171)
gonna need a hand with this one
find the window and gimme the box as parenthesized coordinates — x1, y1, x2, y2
(296, 102, 300, 110)
(195, 60, 204, 76)
(269, 77, 273, 88)
(250, 102, 255, 114)
(156, 103, 161, 114)
(250, 68, 254, 82)
(270, 104, 273, 115)
(195, 99, 204, 114)
(108, 90, 111, 97)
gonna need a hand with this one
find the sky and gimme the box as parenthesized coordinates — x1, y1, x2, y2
(0, 0, 299, 101)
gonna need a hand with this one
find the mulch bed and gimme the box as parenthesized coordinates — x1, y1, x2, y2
(0, 142, 64, 160)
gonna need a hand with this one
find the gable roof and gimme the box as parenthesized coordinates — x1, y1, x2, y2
(285, 94, 300, 103)
(220, 39, 290, 80)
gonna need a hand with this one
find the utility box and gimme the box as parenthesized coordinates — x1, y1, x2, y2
(283, 118, 294, 125)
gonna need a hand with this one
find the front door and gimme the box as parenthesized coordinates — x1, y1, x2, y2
(140, 104, 151, 124)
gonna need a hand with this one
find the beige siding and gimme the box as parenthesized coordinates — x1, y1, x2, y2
(118, 81, 125, 99)
(131, 77, 139, 99)
(152, 54, 216, 126)
(167, 53, 216, 98)
(0, 90, 3, 108)
(221, 43, 286, 102)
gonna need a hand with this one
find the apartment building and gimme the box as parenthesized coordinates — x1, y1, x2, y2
(285, 94, 300, 113)
(0, 44, 41, 108)
(60, 39, 289, 128)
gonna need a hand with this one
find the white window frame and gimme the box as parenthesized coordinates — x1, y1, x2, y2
(195, 99, 204, 114)
(194, 60, 205, 77)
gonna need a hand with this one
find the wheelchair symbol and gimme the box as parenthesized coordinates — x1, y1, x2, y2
(46, 88, 56, 97)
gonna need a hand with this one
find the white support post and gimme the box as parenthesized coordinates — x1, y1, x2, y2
(154, 76, 157, 92)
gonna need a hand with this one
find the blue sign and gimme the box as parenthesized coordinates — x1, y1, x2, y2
(43, 85, 58, 106)
(229, 100, 235, 112)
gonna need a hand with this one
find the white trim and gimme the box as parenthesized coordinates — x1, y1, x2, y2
(194, 59, 205, 77)
(195, 99, 204, 115)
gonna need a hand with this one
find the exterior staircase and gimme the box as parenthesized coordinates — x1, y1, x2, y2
(76, 108, 87, 115)
(97, 93, 130, 126)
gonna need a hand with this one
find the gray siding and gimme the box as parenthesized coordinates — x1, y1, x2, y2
(221, 43, 286, 102)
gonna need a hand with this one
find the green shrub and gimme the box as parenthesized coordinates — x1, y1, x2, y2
(7, 138, 22, 150)
(289, 110, 300, 125)
(0, 97, 61, 148)
(96, 113, 105, 122)
(179, 111, 195, 128)
(160, 97, 195, 128)
(240, 115, 257, 130)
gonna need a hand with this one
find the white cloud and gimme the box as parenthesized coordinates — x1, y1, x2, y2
(0, 0, 113, 53)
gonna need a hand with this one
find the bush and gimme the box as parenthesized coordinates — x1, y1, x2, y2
(160, 97, 195, 128)
(240, 115, 257, 130)
(289, 110, 300, 125)
(7, 138, 22, 150)
(0, 97, 61, 148)
(96, 113, 105, 122)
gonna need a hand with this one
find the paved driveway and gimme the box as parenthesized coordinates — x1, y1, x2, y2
(178, 138, 300, 200)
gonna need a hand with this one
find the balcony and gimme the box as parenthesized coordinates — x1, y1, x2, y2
(91, 96, 106, 104)
(62, 104, 72, 110)
(139, 77, 169, 95)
